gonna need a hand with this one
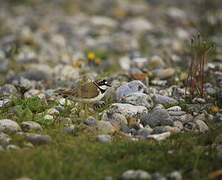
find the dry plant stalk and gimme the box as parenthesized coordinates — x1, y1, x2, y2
(185, 34, 215, 98)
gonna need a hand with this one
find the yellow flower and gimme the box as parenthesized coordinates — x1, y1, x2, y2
(87, 52, 95, 60)
(211, 106, 220, 112)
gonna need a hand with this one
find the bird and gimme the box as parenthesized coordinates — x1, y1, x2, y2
(55, 79, 111, 103)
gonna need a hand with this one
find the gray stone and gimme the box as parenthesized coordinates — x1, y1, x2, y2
(168, 111, 186, 116)
(21, 121, 43, 132)
(122, 169, 151, 180)
(58, 117, 72, 124)
(63, 125, 75, 134)
(0, 119, 21, 134)
(195, 120, 209, 133)
(120, 93, 153, 109)
(194, 113, 206, 122)
(0, 84, 17, 96)
(185, 104, 202, 113)
(173, 121, 183, 130)
(153, 94, 178, 106)
(104, 176, 113, 180)
(148, 55, 165, 69)
(184, 122, 196, 131)
(12, 77, 35, 91)
(116, 81, 147, 100)
(6, 144, 20, 150)
(0, 132, 11, 146)
(15, 178, 32, 180)
(167, 171, 182, 180)
(84, 116, 98, 126)
(147, 132, 171, 141)
(97, 121, 114, 134)
(26, 134, 52, 145)
(137, 128, 152, 138)
(96, 134, 112, 143)
(101, 112, 127, 129)
(167, 106, 182, 111)
(141, 108, 173, 127)
(103, 103, 147, 120)
(19, 70, 51, 81)
(172, 114, 193, 123)
(91, 16, 117, 28)
(152, 173, 167, 180)
(206, 87, 216, 96)
(153, 126, 181, 134)
(152, 68, 175, 79)
(122, 17, 153, 33)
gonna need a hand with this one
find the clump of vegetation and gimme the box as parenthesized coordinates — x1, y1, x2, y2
(185, 34, 215, 98)
(85, 50, 108, 66)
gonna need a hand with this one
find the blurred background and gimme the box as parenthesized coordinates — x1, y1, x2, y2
(0, 0, 222, 84)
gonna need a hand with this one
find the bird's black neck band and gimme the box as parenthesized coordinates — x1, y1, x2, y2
(93, 82, 106, 94)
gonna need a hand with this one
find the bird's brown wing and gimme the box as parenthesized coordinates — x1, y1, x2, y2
(73, 82, 100, 98)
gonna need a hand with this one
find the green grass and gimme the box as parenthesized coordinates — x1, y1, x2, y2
(0, 125, 221, 180)
(0, 96, 222, 179)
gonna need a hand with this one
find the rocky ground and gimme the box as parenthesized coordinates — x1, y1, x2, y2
(0, 0, 222, 180)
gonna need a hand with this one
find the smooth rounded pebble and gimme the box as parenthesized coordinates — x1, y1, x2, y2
(96, 134, 112, 143)
(21, 121, 43, 132)
(26, 134, 52, 145)
(0, 119, 21, 134)
(122, 169, 151, 180)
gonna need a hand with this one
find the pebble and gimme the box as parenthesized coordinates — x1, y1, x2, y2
(96, 134, 112, 143)
(19, 70, 51, 81)
(103, 103, 147, 120)
(122, 169, 151, 180)
(84, 116, 98, 126)
(151, 80, 167, 86)
(21, 121, 43, 132)
(15, 178, 32, 180)
(195, 120, 209, 133)
(173, 121, 183, 130)
(141, 108, 173, 127)
(6, 144, 20, 150)
(0, 119, 21, 134)
(147, 132, 171, 141)
(26, 134, 52, 145)
(152, 68, 175, 79)
(153, 126, 181, 134)
(44, 114, 54, 121)
(63, 125, 75, 134)
(148, 55, 165, 69)
(137, 128, 152, 138)
(0, 84, 17, 96)
(116, 80, 148, 100)
(122, 17, 153, 33)
(120, 93, 153, 109)
(102, 112, 127, 130)
(153, 94, 178, 106)
(167, 106, 182, 111)
(167, 171, 183, 180)
(97, 121, 115, 134)
(168, 111, 186, 116)
(0, 132, 11, 146)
